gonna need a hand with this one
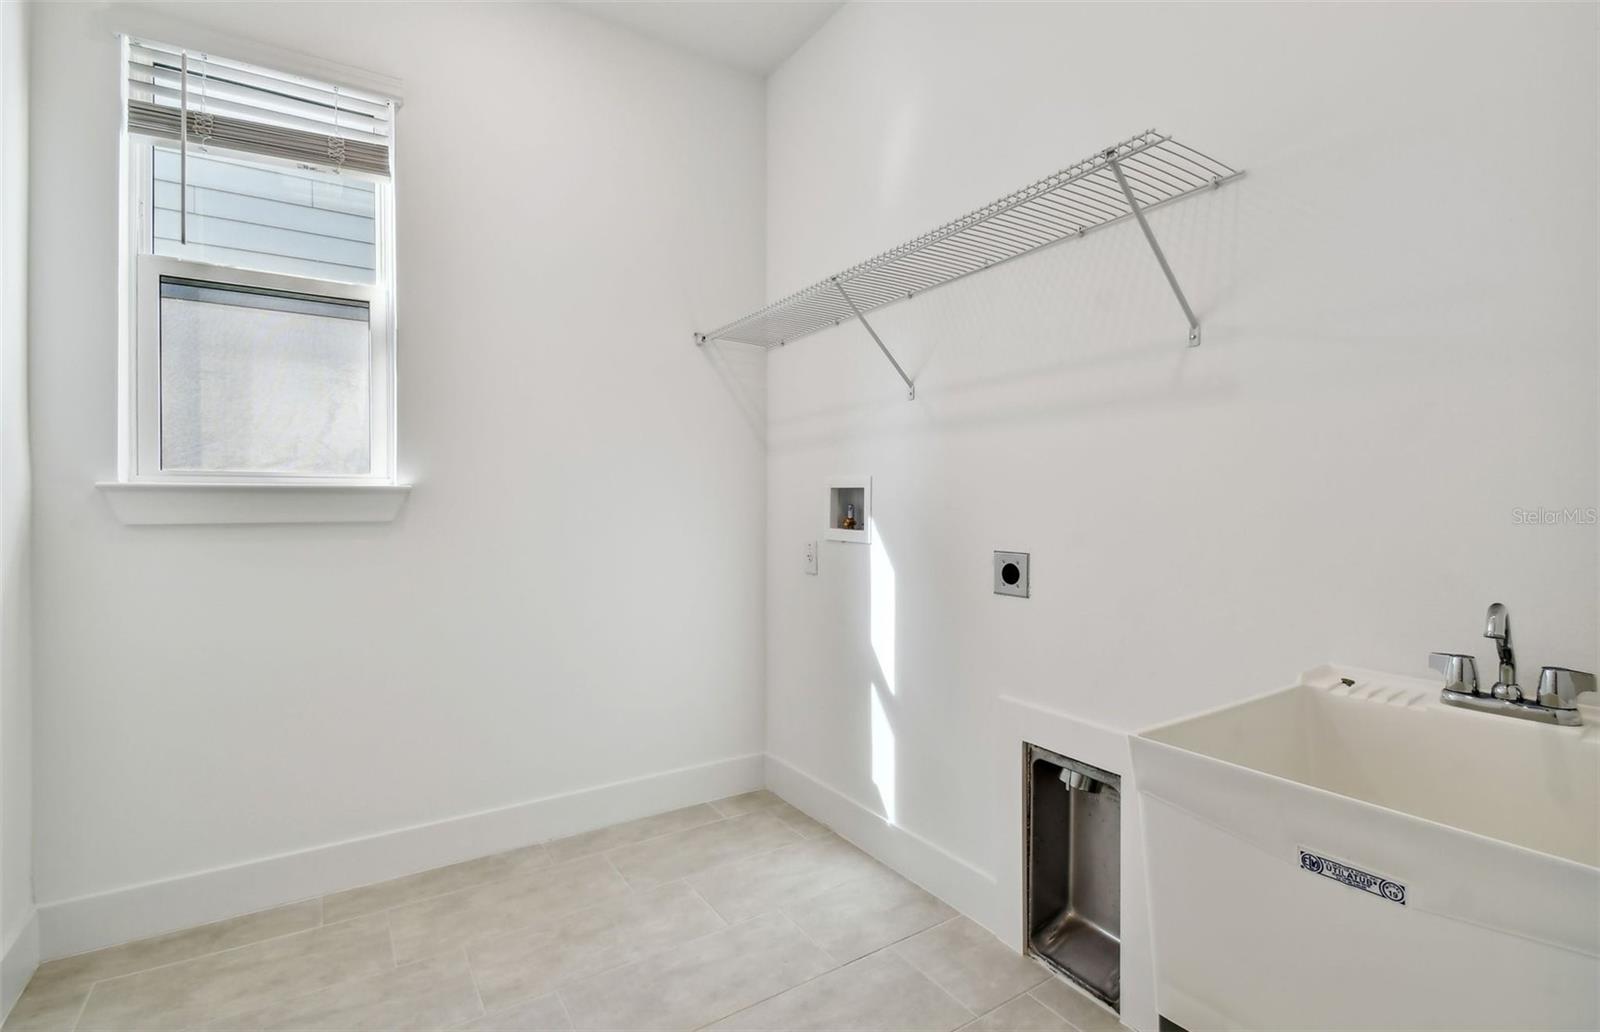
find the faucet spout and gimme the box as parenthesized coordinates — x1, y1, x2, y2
(1484, 602, 1518, 700)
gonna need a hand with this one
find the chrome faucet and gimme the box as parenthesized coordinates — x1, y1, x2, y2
(1484, 602, 1518, 700)
(1431, 603, 1596, 726)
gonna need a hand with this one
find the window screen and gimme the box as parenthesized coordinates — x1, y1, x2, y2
(158, 277, 372, 475)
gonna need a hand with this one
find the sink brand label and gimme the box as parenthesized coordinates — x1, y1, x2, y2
(1298, 850, 1406, 905)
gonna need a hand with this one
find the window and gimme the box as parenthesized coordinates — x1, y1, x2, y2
(122, 39, 396, 485)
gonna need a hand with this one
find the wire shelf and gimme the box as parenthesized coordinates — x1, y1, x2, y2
(697, 130, 1242, 353)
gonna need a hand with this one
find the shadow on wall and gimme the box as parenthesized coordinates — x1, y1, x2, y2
(761, 122, 1505, 454)
(700, 337, 767, 444)
(758, 182, 1249, 451)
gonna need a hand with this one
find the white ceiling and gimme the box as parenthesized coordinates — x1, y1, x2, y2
(567, 1, 845, 75)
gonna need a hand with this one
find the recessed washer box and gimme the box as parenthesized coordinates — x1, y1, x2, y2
(994, 551, 1029, 597)
(825, 476, 871, 544)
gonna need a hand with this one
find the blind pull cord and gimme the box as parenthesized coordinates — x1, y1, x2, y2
(194, 55, 214, 145)
(178, 49, 187, 244)
(328, 87, 346, 170)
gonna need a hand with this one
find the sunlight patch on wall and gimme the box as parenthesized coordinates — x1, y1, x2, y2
(869, 517, 897, 824)
(870, 683, 897, 825)
(870, 519, 896, 695)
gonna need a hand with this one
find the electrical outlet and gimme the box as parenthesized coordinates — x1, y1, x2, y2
(993, 551, 1029, 597)
(804, 541, 818, 576)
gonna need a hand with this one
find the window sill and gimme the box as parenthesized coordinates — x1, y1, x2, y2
(97, 481, 412, 526)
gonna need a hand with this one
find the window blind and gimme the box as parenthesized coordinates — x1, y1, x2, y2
(126, 39, 393, 179)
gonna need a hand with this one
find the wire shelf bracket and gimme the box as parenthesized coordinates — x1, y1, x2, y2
(830, 277, 915, 400)
(1105, 150, 1203, 347)
(694, 130, 1242, 400)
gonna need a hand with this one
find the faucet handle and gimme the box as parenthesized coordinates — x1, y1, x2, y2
(1430, 653, 1480, 695)
(1536, 667, 1597, 711)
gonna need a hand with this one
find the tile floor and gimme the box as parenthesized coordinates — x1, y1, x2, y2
(4, 791, 1129, 1032)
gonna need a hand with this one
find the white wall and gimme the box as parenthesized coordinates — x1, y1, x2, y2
(764, 0, 1597, 970)
(30, 0, 768, 954)
(1, 0, 38, 1010)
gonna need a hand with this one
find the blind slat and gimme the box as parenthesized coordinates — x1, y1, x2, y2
(130, 100, 392, 178)
(130, 77, 389, 144)
(128, 43, 392, 120)
(127, 37, 392, 179)
(129, 63, 389, 136)
(129, 40, 393, 115)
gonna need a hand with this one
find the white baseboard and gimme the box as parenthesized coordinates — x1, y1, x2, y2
(39, 752, 764, 961)
(764, 754, 1001, 934)
(1, 908, 39, 1022)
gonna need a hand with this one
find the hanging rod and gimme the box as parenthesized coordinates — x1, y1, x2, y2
(694, 129, 1242, 399)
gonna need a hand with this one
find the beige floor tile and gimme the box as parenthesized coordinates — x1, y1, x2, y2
(456, 993, 572, 1031)
(76, 914, 394, 1031)
(388, 856, 630, 966)
(605, 812, 801, 889)
(544, 806, 723, 865)
(1027, 979, 1124, 1032)
(208, 950, 482, 1031)
(894, 918, 1046, 1014)
(33, 900, 323, 997)
(468, 882, 725, 1011)
(707, 951, 972, 1030)
(7, 804, 1062, 1032)
(1, 973, 90, 1032)
(708, 791, 784, 818)
(685, 834, 885, 925)
(960, 993, 1073, 1031)
(324, 844, 550, 923)
(782, 866, 956, 963)
(764, 801, 830, 839)
(557, 912, 833, 1030)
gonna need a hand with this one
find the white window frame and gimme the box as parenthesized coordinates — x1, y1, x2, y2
(121, 136, 398, 487)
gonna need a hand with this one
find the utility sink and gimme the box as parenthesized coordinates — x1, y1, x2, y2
(1131, 665, 1600, 1031)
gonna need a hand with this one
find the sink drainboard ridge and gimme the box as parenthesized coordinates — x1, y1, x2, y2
(1310, 672, 1429, 707)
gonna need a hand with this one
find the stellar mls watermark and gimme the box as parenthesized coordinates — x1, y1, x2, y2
(1512, 507, 1598, 526)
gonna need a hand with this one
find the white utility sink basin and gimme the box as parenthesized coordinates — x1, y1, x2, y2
(1131, 665, 1600, 1031)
